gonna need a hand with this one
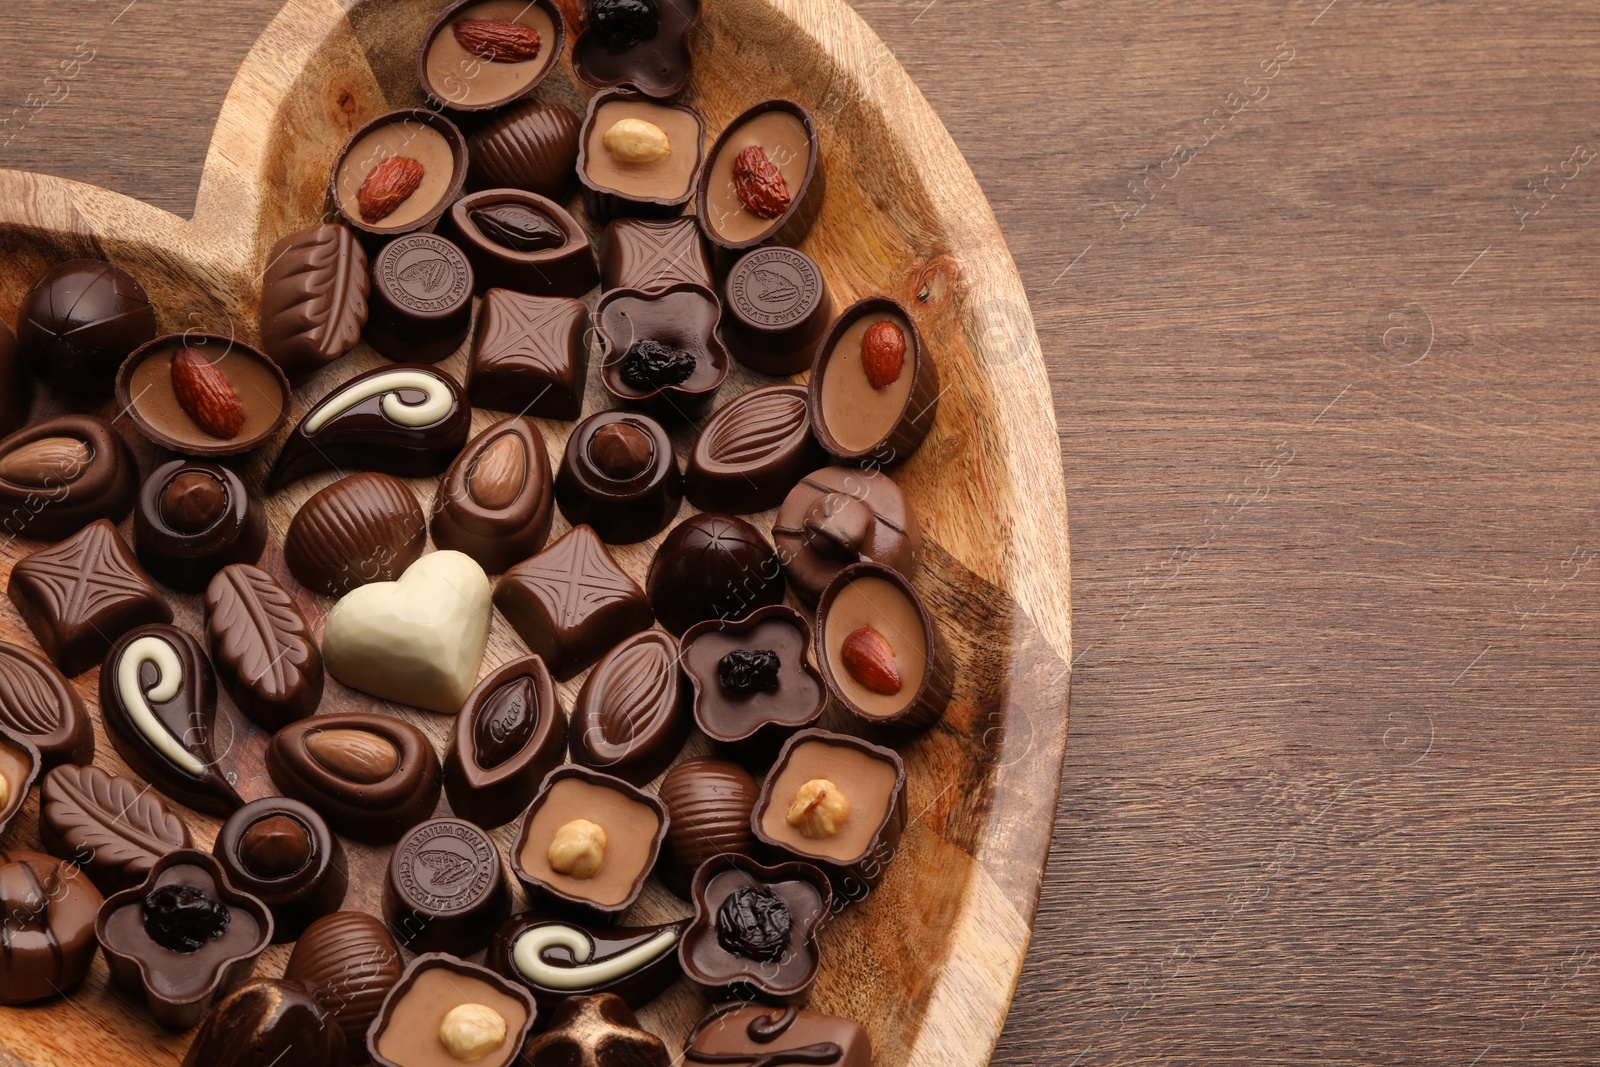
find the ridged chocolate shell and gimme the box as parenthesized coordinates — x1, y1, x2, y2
(258, 223, 371, 379)
(0, 641, 91, 766)
(686, 385, 825, 514)
(40, 763, 190, 894)
(657, 758, 759, 899)
(467, 98, 581, 202)
(284, 473, 426, 597)
(569, 629, 690, 786)
(283, 911, 402, 1063)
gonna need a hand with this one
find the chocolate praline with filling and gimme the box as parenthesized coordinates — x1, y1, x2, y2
(696, 99, 823, 264)
(685, 1002, 873, 1067)
(330, 108, 468, 240)
(283, 911, 403, 1061)
(0, 728, 41, 841)
(722, 246, 832, 375)
(0, 640, 93, 766)
(680, 605, 825, 756)
(367, 953, 536, 1067)
(16, 259, 157, 397)
(597, 283, 729, 422)
(266, 713, 443, 844)
(809, 296, 940, 468)
(204, 564, 324, 731)
(487, 911, 688, 1019)
(134, 460, 267, 593)
(420, 0, 563, 113)
(181, 978, 348, 1067)
(679, 853, 831, 1004)
(771, 465, 921, 604)
(572, 0, 700, 99)
(599, 216, 713, 293)
(0, 414, 139, 543)
(213, 797, 347, 943)
(568, 629, 691, 786)
(0, 849, 103, 1005)
(656, 758, 759, 899)
(432, 417, 554, 574)
(116, 333, 291, 458)
(686, 384, 825, 515)
(466, 97, 581, 200)
(441, 189, 598, 298)
(384, 817, 509, 956)
(578, 87, 704, 223)
(257, 222, 370, 379)
(284, 472, 428, 598)
(364, 232, 475, 363)
(467, 290, 589, 421)
(554, 410, 682, 545)
(646, 513, 784, 635)
(443, 655, 566, 829)
(40, 763, 190, 895)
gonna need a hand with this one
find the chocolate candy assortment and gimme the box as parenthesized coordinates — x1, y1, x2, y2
(0, 1, 956, 1061)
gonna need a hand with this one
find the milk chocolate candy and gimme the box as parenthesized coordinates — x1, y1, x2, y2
(656, 758, 759, 899)
(467, 290, 589, 421)
(258, 222, 371, 378)
(696, 100, 823, 266)
(722, 246, 832, 375)
(599, 216, 713, 293)
(578, 88, 705, 223)
(815, 561, 954, 735)
(9, 519, 172, 677)
(573, 0, 700, 99)
(204, 564, 324, 731)
(685, 385, 825, 514)
(0, 640, 92, 766)
(182, 978, 348, 1067)
(40, 763, 191, 894)
(365, 233, 475, 363)
(284, 911, 403, 1061)
(0, 414, 138, 542)
(96, 849, 273, 1030)
(596, 283, 729, 422)
(368, 953, 537, 1067)
(269, 363, 470, 488)
(443, 190, 599, 298)
(0, 728, 41, 840)
(285, 472, 428, 598)
(494, 524, 653, 681)
(685, 1003, 872, 1067)
(331, 108, 468, 241)
(133, 460, 268, 592)
(420, 0, 564, 112)
(99, 623, 243, 816)
(809, 297, 939, 467)
(444, 656, 567, 828)
(0, 850, 103, 1004)
(680, 605, 825, 757)
(489, 912, 687, 1018)
(466, 97, 582, 201)
(511, 765, 668, 920)
(431, 416, 554, 575)
(116, 333, 293, 458)
(771, 465, 921, 604)
(384, 818, 510, 955)
(214, 797, 348, 943)
(569, 629, 691, 786)
(679, 854, 831, 1004)
(267, 713, 443, 844)
(0, 319, 28, 436)
(646, 513, 784, 635)
(554, 410, 682, 544)
(16, 259, 157, 396)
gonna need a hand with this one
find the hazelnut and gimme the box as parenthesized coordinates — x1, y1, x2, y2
(438, 1002, 508, 1062)
(603, 118, 672, 164)
(786, 778, 850, 839)
(0, 773, 9, 812)
(548, 818, 607, 879)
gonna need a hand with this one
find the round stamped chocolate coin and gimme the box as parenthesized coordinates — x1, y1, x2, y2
(727, 247, 822, 330)
(375, 234, 472, 314)
(394, 818, 497, 913)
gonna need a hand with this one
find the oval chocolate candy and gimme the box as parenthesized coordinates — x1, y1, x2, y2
(431, 416, 554, 574)
(656, 758, 760, 899)
(0, 414, 138, 542)
(204, 564, 324, 731)
(284, 472, 427, 598)
(284, 911, 403, 1058)
(214, 797, 348, 943)
(488, 912, 688, 1018)
(685, 384, 825, 515)
(443, 655, 567, 829)
(40, 763, 190, 895)
(0, 640, 92, 766)
(569, 629, 690, 786)
(266, 713, 442, 844)
(0, 850, 103, 1004)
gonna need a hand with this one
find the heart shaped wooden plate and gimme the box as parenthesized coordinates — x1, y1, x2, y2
(0, 1, 1073, 1064)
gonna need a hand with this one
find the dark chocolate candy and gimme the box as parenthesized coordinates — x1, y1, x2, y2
(526, 992, 671, 1066)
(330, 108, 468, 240)
(554, 410, 682, 544)
(134, 460, 267, 592)
(573, 0, 700, 98)
(686, 385, 825, 515)
(204, 564, 324, 731)
(0, 849, 103, 1004)
(578, 87, 705, 223)
(444, 655, 567, 828)
(597, 283, 729, 421)
(646, 513, 784, 635)
(0, 415, 138, 542)
(444, 190, 599, 298)
(8, 519, 171, 677)
(40, 763, 191, 894)
(384, 817, 510, 955)
(116, 333, 293, 458)
(771, 465, 920, 604)
(809, 297, 938, 467)
(285, 472, 427, 597)
(431, 416, 555, 574)
(420, 0, 564, 112)
(599, 216, 713, 293)
(680, 605, 824, 756)
(0, 728, 41, 841)
(368, 953, 537, 1067)
(656, 758, 759, 899)
(685, 1003, 872, 1067)
(0, 641, 92, 766)
(364, 232, 475, 363)
(494, 524, 653, 681)
(258, 222, 371, 378)
(569, 628, 690, 786)
(0, 319, 28, 436)
(182, 978, 348, 1067)
(214, 798, 347, 943)
(722, 246, 832, 375)
(283, 911, 403, 1060)
(16, 259, 157, 396)
(679, 854, 831, 1003)
(697, 100, 824, 265)
(267, 713, 443, 844)
(467, 289, 589, 421)
(466, 97, 582, 200)
(96, 849, 273, 1030)
(270, 363, 470, 488)
(490, 912, 687, 1017)
(99, 623, 242, 816)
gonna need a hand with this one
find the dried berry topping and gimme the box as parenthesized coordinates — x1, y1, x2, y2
(591, 0, 660, 52)
(718, 649, 781, 696)
(860, 320, 907, 390)
(732, 146, 792, 220)
(470, 204, 566, 253)
(142, 883, 232, 953)
(716, 885, 791, 962)
(452, 18, 542, 63)
(356, 156, 425, 225)
(620, 340, 696, 391)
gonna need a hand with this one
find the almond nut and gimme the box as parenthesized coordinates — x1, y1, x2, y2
(468, 433, 527, 510)
(452, 18, 542, 63)
(603, 118, 672, 164)
(357, 156, 426, 225)
(170, 347, 246, 439)
(840, 626, 902, 696)
(305, 728, 400, 784)
(0, 437, 91, 487)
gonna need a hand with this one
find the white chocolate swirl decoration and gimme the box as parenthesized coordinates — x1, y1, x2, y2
(116, 636, 204, 777)
(304, 370, 454, 434)
(511, 924, 678, 991)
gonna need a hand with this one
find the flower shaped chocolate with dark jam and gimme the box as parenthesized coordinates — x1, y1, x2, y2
(679, 605, 826, 754)
(678, 853, 831, 1003)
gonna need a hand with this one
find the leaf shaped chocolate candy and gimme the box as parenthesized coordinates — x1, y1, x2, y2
(40, 763, 191, 893)
(569, 630, 689, 786)
(0, 641, 92, 766)
(258, 223, 370, 378)
(204, 564, 324, 730)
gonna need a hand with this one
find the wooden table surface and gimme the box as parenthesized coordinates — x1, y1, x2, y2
(3, 1, 1598, 1063)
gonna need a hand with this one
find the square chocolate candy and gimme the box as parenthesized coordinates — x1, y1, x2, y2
(468, 290, 588, 421)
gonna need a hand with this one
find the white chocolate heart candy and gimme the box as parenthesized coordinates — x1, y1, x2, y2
(322, 550, 492, 714)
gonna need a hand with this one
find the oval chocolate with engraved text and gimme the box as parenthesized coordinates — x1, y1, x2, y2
(285, 473, 426, 598)
(444, 656, 566, 829)
(0, 641, 92, 766)
(267, 714, 441, 844)
(431, 417, 553, 574)
(569, 629, 690, 786)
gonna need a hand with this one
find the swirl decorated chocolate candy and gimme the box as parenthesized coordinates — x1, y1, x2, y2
(0, 850, 103, 1004)
(489, 913, 687, 1018)
(384, 818, 510, 956)
(40, 763, 191, 894)
(16, 259, 157, 396)
(554, 410, 682, 544)
(214, 797, 347, 943)
(268, 363, 470, 488)
(679, 854, 831, 1004)
(443, 656, 567, 828)
(684, 1003, 872, 1067)
(0, 640, 92, 766)
(133, 460, 267, 592)
(182, 978, 348, 1067)
(204, 564, 324, 730)
(99, 623, 241, 815)
(432, 417, 555, 574)
(0, 415, 138, 543)
(267, 713, 442, 844)
(569, 629, 690, 786)
(368, 953, 537, 1067)
(284, 911, 403, 1060)
(685, 385, 825, 515)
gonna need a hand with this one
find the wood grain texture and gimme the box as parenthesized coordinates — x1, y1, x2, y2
(0, 1, 1071, 1065)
